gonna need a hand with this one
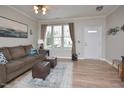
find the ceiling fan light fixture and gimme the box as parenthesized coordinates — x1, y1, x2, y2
(33, 5, 38, 10)
(42, 11, 46, 15)
(33, 5, 47, 15)
(35, 10, 38, 14)
(42, 7, 47, 12)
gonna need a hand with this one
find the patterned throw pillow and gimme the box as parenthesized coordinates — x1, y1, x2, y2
(28, 48, 39, 56)
(31, 48, 39, 55)
(0, 52, 8, 64)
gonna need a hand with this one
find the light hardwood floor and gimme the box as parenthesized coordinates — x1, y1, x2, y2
(72, 59, 124, 88)
(4, 58, 124, 88)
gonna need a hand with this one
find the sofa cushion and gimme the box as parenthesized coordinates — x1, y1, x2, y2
(23, 45, 33, 55)
(21, 56, 37, 61)
(26, 48, 39, 57)
(9, 46, 26, 59)
(19, 56, 38, 65)
(6, 60, 25, 74)
(0, 48, 12, 61)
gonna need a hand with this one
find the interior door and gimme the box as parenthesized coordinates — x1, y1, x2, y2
(83, 26, 102, 59)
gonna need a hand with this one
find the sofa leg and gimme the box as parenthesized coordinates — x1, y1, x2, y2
(0, 85, 4, 88)
(0, 83, 5, 88)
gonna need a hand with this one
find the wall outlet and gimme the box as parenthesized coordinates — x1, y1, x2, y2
(78, 53, 80, 55)
(78, 40, 80, 43)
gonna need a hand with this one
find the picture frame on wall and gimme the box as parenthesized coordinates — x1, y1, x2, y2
(0, 16, 28, 38)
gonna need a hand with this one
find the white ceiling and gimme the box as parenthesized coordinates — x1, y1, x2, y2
(10, 5, 118, 20)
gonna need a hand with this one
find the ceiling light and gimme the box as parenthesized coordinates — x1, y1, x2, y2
(33, 5, 47, 15)
(33, 5, 38, 10)
(42, 11, 46, 15)
(42, 7, 47, 12)
(35, 10, 38, 14)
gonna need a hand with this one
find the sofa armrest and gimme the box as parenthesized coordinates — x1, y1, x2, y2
(0, 64, 7, 85)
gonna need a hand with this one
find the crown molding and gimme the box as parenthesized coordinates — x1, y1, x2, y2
(6, 5, 38, 21)
(38, 15, 106, 23)
(105, 5, 120, 17)
(6, 5, 118, 23)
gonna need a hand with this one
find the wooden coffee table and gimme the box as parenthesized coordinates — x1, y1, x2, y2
(44, 57, 57, 68)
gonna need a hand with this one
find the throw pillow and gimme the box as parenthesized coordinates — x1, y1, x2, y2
(0, 52, 8, 64)
(31, 48, 39, 55)
(28, 48, 39, 56)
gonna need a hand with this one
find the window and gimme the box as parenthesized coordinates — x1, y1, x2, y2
(45, 26, 52, 48)
(53, 25, 62, 48)
(45, 24, 72, 48)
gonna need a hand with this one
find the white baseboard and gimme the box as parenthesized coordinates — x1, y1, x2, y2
(57, 56, 71, 59)
(78, 57, 113, 65)
(55, 57, 113, 65)
(100, 58, 112, 65)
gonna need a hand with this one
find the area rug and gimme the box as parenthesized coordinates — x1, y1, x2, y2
(5, 62, 73, 88)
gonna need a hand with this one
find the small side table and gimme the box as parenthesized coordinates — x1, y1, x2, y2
(39, 49, 50, 56)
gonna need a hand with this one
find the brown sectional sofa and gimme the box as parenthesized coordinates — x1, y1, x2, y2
(0, 45, 45, 86)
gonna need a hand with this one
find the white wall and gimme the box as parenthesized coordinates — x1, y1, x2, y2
(106, 6, 124, 62)
(38, 17, 106, 59)
(0, 6, 38, 48)
(1, 5, 123, 61)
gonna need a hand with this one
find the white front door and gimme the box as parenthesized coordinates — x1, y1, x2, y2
(83, 26, 102, 59)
